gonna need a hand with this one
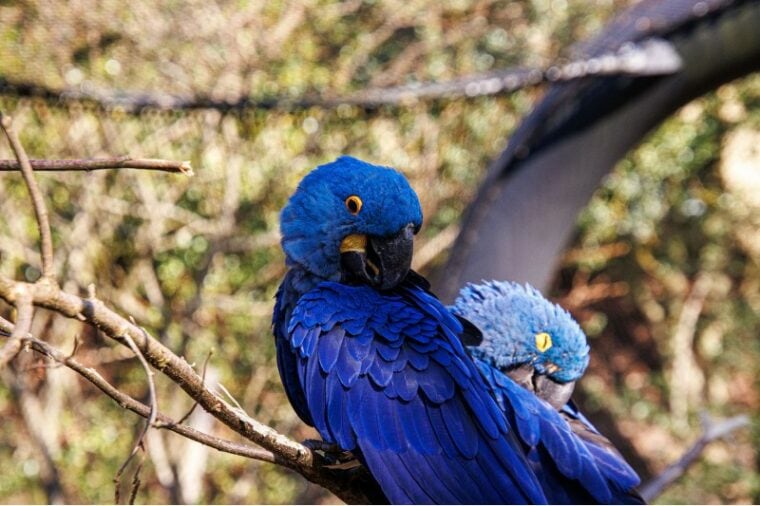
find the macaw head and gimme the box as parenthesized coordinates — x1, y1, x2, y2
(280, 156, 423, 290)
(453, 281, 590, 383)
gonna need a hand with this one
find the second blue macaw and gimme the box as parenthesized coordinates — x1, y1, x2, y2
(453, 280, 644, 503)
(273, 156, 642, 504)
(453, 281, 590, 409)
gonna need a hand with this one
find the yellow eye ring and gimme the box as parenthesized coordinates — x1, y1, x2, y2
(535, 332, 553, 352)
(345, 195, 363, 215)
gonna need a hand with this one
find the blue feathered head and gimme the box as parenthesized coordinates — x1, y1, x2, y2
(281, 156, 423, 289)
(453, 281, 589, 383)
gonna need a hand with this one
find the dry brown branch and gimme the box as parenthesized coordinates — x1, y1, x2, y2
(0, 265, 381, 503)
(0, 287, 33, 369)
(0, 157, 194, 176)
(0, 120, 383, 504)
(0, 278, 304, 456)
(669, 275, 711, 430)
(412, 223, 459, 272)
(113, 329, 158, 504)
(0, 114, 54, 278)
(173, 349, 213, 426)
(1, 368, 67, 504)
(639, 414, 750, 502)
(559, 279, 630, 308)
(0, 315, 12, 334)
(15, 333, 278, 463)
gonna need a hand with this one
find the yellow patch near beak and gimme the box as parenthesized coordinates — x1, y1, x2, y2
(535, 332, 553, 352)
(340, 234, 367, 253)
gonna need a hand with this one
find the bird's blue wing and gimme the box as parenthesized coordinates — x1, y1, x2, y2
(273, 270, 314, 426)
(561, 399, 599, 433)
(288, 282, 547, 504)
(560, 400, 644, 495)
(477, 359, 643, 504)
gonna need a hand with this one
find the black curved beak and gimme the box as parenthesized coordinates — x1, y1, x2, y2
(534, 374, 575, 410)
(340, 223, 415, 290)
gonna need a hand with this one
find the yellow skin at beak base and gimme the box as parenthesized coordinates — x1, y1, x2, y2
(340, 234, 367, 253)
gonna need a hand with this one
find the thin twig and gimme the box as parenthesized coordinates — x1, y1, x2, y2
(412, 223, 459, 272)
(0, 277, 305, 460)
(0, 114, 54, 278)
(114, 326, 158, 505)
(18, 334, 279, 462)
(216, 382, 245, 412)
(174, 349, 213, 426)
(0, 276, 382, 504)
(128, 461, 144, 505)
(0, 368, 67, 504)
(0, 157, 194, 176)
(0, 314, 13, 335)
(669, 274, 711, 430)
(0, 287, 33, 369)
(639, 414, 750, 502)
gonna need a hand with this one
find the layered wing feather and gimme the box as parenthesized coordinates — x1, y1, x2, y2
(288, 281, 547, 504)
(477, 359, 644, 504)
(273, 270, 315, 425)
(561, 400, 645, 495)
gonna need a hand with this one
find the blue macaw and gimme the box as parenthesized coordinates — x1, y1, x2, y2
(273, 156, 639, 504)
(274, 156, 546, 503)
(453, 280, 643, 503)
(453, 281, 590, 409)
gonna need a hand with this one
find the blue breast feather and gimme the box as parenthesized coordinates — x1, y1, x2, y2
(287, 280, 548, 504)
(477, 359, 643, 504)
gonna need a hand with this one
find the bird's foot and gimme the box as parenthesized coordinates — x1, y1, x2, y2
(302, 439, 359, 469)
(302, 439, 341, 453)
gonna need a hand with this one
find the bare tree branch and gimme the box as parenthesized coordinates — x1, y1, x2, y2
(411, 223, 459, 272)
(0, 114, 54, 278)
(1, 367, 67, 504)
(640, 414, 750, 502)
(0, 277, 306, 457)
(0, 315, 13, 335)
(0, 287, 33, 369)
(0, 119, 385, 504)
(18, 334, 280, 463)
(113, 327, 158, 505)
(669, 274, 710, 430)
(172, 349, 213, 426)
(0, 157, 194, 176)
(0, 275, 383, 503)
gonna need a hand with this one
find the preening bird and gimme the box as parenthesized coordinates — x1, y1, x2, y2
(453, 281, 590, 409)
(453, 280, 643, 503)
(273, 156, 642, 504)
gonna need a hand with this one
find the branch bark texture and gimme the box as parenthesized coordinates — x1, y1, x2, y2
(0, 157, 194, 175)
(0, 114, 54, 278)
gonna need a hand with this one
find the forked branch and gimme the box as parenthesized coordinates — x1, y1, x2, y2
(0, 114, 54, 278)
(0, 117, 380, 503)
(639, 414, 750, 502)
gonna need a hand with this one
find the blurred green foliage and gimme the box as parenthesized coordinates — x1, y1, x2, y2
(0, 0, 757, 504)
(564, 79, 760, 504)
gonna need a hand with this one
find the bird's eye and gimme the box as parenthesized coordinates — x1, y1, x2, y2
(535, 332, 552, 352)
(345, 195, 362, 215)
